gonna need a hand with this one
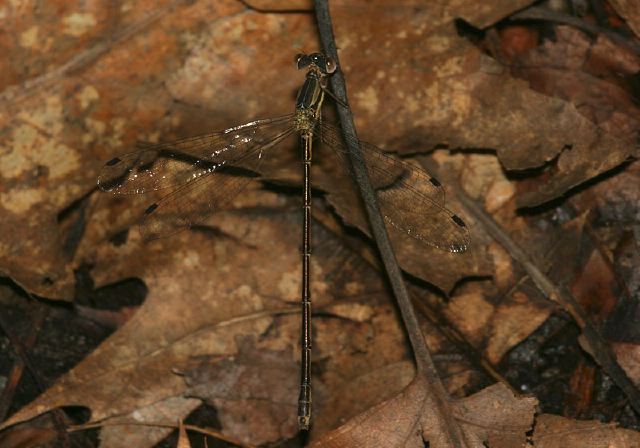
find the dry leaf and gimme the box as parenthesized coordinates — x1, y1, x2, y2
(533, 414, 640, 447)
(312, 361, 415, 434)
(311, 380, 537, 447)
(3, 0, 640, 446)
(0, 426, 58, 448)
(609, 0, 640, 38)
(99, 397, 200, 448)
(0, 207, 416, 446)
(510, 26, 640, 206)
(183, 339, 298, 444)
(3, 0, 620, 298)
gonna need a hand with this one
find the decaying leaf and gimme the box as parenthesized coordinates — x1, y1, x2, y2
(5, 0, 635, 298)
(99, 397, 201, 447)
(2, 0, 640, 445)
(311, 380, 537, 447)
(183, 338, 299, 444)
(0, 205, 415, 446)
(533, 414, 640, 447)
(609, 0, 640, 38)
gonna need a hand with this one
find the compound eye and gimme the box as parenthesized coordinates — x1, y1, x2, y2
(325, 58, 337, 73)
(296, 53, 310, 70)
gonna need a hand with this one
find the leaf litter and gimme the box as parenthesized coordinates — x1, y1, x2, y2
(1, 0, 640, 446)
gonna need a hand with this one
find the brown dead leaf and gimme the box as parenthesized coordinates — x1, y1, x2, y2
(443, 289, 552, 365)
(613, 342, 640, 385)
(573, 159, 640, 224)
(455, 0, 535, 29)
(100, 397, 201, 447)
(533, 414, 640, 447)
(0, 204, 420, 446)
(0, 426, 58, 448)
(312, 361, 415, 434)
(323, 4, 637, 213)
(506, 26, 640, 207)
(244, 0, 312, 11)
(183, 338, 298, 444)
(610, 0, 640, 38)
(310, 380, 537, 448)
(499, 25, 540, 61)
(0, 209, 306, 443)
(4, 0, 640, 445)
(0, 0, 315, 299)
(571, 248, 619, 322)
(3, 0, 619, 299)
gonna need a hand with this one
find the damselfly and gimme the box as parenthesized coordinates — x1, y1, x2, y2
(97, 52, 470, 430)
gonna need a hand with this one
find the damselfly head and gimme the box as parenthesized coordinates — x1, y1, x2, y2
(295, 53, 337, 75)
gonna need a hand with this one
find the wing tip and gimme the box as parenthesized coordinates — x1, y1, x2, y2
(448, 214, 471, 253)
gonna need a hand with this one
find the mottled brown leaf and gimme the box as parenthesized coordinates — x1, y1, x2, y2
(183, 339, 299, 444)
(610, 0, 640, 38)
(533, 414, 640, 447)
(311, 380, 536, 448)
(0, 205, 416, 446)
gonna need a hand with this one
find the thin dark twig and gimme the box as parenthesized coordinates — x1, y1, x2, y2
(313, 1, 466, 445)
(437, 160, 640, 416)
(512, 6, 640, 55)
(312, 0, 428, 382)
(311, 205, 515, 390)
